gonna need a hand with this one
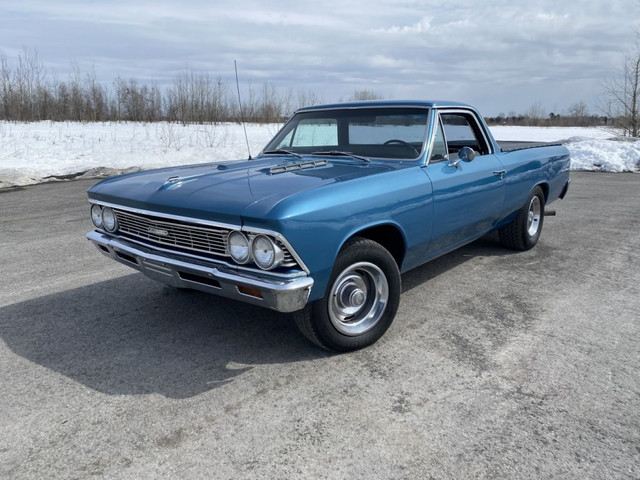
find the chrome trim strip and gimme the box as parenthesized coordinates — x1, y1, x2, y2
(87, 231, 313, 313)
(295, 104, 436, 113)
(87, 200, 240, 230)
(423, 108, 439, 167)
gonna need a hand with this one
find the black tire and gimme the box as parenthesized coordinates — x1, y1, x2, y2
(499, 186, 545, 250)
(293, 237, 401, 352)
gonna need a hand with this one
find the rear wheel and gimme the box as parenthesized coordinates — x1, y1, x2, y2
(499, 186, 545, 250)
(293, 237, 401, 352)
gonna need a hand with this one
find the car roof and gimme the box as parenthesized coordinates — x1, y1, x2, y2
(296, 100, 474, 113)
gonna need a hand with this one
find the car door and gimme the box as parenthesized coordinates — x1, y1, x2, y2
(424, 110, 506, 255)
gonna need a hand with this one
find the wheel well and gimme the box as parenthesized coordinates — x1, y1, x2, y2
(351, 225, 405, 267)
(538, 183, 549, 202)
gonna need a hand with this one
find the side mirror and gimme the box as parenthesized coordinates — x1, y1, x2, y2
(458, 146, 476, 162)
(447, 146, 476, 168)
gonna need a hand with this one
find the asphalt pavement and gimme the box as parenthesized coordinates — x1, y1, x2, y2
(0, 173, 638, 479)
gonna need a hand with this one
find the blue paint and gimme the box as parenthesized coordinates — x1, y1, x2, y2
(88, 101, 570, 303)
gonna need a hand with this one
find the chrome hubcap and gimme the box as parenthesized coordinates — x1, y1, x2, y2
(527, 196, 542, 237)
(328, 262, 389, 336)
(335, 274, 368, 316)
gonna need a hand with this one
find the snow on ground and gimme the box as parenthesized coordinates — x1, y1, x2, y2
(488, 125, 615, 142)
(490, 125, 640, 173)
(0, 121, 638, 188)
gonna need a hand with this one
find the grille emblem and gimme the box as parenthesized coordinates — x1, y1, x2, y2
(148, 227, 169, 237)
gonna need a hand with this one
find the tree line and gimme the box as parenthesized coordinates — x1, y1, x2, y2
(0, 48, 322, 124)
(1, 47, 638, 134)
(484, 101, 610, 127)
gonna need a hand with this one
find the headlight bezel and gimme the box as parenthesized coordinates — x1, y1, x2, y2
(90, 204, 103, 228)
(251, 234, 284, 270)
(101, 207, 118, 232)
(227, 231, 251, 264)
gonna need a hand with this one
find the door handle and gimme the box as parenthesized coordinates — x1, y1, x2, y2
(493, 170, 506, 179)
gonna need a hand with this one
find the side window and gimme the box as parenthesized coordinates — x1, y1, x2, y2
(440, 112, 490, 155)
(430, 119, 447, 162)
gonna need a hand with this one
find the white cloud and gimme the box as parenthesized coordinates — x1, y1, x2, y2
(0, 0, 637, 115)
(375, 16, 433, 34)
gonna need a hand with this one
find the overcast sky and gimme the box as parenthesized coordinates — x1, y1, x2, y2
(0, 0, 637, 116)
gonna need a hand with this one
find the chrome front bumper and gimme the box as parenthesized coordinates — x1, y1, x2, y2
(86, 231, 313, 313)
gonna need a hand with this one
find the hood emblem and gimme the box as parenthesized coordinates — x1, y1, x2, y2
(148, 227, 169, 237)
(158, 175, 185, 191)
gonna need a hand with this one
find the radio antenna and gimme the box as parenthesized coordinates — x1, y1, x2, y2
(234, 60, 252, 160)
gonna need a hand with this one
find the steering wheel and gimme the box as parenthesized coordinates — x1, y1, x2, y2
(383, 139, 420, 156)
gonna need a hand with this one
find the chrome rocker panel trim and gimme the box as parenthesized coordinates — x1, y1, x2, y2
(87, 231, 313, 313)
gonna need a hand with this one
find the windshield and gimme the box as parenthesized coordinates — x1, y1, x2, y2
(262, 107, 430, 160)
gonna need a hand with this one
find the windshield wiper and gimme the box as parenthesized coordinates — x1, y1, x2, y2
(310, 150, 370, 163)
(261, 149, 303, 158)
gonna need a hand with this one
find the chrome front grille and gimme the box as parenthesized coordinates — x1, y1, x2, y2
(115, 210, 229, 256)
(113, 209, 297, 267)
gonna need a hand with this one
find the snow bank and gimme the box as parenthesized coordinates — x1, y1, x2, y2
(0, 121, 638, 188)
(561, 137, 640, 173)
(0, 121, 278, 189)
(490, 125, 640, 173)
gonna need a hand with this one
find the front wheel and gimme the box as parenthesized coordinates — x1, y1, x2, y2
(499, 186, 545, 250)
(293, 237, 401, 352)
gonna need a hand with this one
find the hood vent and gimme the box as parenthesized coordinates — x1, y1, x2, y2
(269, 160, 328, 175)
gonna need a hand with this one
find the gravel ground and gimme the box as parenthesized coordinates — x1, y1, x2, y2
(0, 172, 638, 479)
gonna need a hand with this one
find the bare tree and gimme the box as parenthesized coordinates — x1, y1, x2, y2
(165, 67, 230, 124)
(565, 101, 591, 127)
(85, 67, 108, 121)
(69, 61, 85, 121)
(0, 47, 47, 121)
(525, 101, 546, 126)
(350, 88, 384, 101)
(603, 39, 640, 137)
(568, 101, 588, 118)
(296, 89, 322, 110)
(0, 53, 13, 119)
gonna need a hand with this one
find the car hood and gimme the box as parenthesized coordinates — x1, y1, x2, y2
(88, 156, 400, 224)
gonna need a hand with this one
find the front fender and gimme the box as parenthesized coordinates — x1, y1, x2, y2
(242, 166, 434, 301)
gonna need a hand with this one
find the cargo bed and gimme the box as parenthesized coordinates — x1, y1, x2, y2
(497, 140, 561, 152)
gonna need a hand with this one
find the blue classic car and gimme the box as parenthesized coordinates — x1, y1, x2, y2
(87, 101, 570, 351)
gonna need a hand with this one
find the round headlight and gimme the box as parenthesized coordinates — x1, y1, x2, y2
(251, 235, 283, 270)
(90, 204, 103, 228)
(228, 231, 251, 264)
(101, 207, 118, 232)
